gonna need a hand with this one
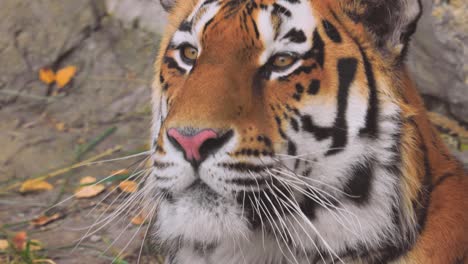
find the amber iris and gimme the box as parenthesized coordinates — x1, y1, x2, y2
(272, 54, 296, 68)
(182, 46, 198, 62)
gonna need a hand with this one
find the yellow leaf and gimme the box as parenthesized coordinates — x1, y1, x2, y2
(39, 68, 56, 85)
(131, 212, 147, 225)
(119, 180, 138, 193)
(0, 240, 8, 251)
(55, 122, 66, 132)
(75, 184, 105, 199)
(19, 179, 53, 193)
(111, 169, 129, 175)
(79, 176, 97, 185)
(56, 66, 77, 88)
(30, 213, 63, 227)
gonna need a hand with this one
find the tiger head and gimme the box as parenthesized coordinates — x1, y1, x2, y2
(147, 0, 424, 262)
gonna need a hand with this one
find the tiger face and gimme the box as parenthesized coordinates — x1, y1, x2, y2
(147, 0, 425, 263)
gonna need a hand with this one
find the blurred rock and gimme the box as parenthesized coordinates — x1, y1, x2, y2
(105, 0, 167, 34)
(0, 0, 106, 104)
(408, 0, 467, 124)
(0, 0, 158, 185)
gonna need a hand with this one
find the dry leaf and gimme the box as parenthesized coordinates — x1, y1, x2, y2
(119, 180, 138, 193)
(111, 169, 129, 175)
(19, 179, 53, 193)
(75, 176, 106, 199)
(75, 185, 105, 199)
(55, 122, 66, 132)
(0, 240, 8, 251)
(131, 212, 147, 225)
(80, 176, 97, 185)
(12, 232, 27, 251)
(39, 68, 56, 85)
(56, 66, 77, 88)
(31, 213, 62, 227)
(76, 175, 102, 199)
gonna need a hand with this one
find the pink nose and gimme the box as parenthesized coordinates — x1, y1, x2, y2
(167, 128, 219, 162)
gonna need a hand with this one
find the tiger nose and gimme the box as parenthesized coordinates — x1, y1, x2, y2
(167, 128, 233, 166)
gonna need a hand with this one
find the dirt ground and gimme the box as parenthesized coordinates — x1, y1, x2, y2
(0, 1, 466, 264)
(0, 1, 163, 263)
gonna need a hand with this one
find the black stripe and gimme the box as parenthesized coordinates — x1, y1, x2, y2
(203, 17, 215, 34)
(293, 83, 304, 101)
(249, 16, 260, 39)
(203, 0, 218, 6)
(432, 172, 456, 189)
(226, 177, 270, 187)
(299, 189, 319, 219)
(283, 28, 307, 43)
(219, 162, 272, 173)
(290, 117, 299, 131)
(238, 184, 292, 230)
(272, 3, 291, 17)
(287, 140, 297, 155)
(322, 20, 342, 43)
(307, 79, 321, 95)
(179, 21, 192, 32)
(301, 115, 333, 140)
(163, 56, 187, 74)
(344, 160, 374, 204)
(310, 30, 325, 67)
(326, 58, 358, 156)
(358, 46, 379, 138)
(410, 121, 432, 234)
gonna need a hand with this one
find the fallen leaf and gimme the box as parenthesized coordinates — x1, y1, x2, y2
(0, 240, 8, 251)
(119, 180, 138, 193)
(19, 179, 53, 193)
(80, 176, 97, 185)
(112, 169, 129, 175)
(56, 66, 77, 88)
(12, 232, 27, 251)
(75, 184, 105, 199)
(131, 212, 147, 225)
(31, 213, 63, 227)
(55, 122, 66, 132)
(39, 68, 56, 85)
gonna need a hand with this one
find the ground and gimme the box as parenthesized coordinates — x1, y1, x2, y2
(0, 1, 162, 263)
(0, 0, 466, 263)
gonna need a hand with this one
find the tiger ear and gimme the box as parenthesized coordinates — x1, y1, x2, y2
(341, 0, 423, 60)
(160, 0, 177, 12)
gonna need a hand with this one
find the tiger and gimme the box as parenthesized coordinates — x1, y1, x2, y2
(144, 0, 468, 263)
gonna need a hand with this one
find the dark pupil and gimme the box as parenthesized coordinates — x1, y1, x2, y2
(188, 49, 195, 58)
(279, 57, 288, 65)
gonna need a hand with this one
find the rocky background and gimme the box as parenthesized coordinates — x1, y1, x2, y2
(0, 0, 466, 263)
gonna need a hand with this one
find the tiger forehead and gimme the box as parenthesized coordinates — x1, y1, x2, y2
(180, 0, 316, 43)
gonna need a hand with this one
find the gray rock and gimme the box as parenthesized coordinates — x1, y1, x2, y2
(408, 0, 467, 124)
(105, 0, 168, 34)
(0, 0, 106, 104)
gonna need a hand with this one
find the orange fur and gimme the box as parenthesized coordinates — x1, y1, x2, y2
(153, 0, 468, 262)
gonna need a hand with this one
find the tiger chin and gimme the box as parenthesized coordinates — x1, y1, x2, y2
(144, 0, 467, 263)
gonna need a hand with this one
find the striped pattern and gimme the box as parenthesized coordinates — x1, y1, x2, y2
(148, 1, 468, 263)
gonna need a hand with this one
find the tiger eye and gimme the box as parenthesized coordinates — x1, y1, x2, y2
(273, 55, 296, 68)
(182, 46, 198, 61)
